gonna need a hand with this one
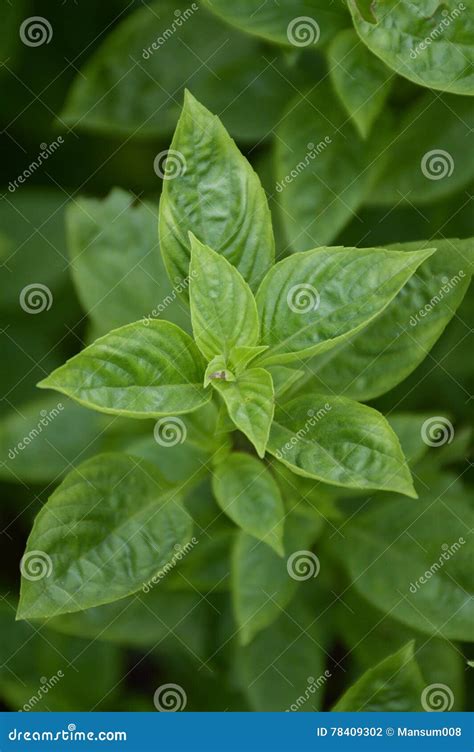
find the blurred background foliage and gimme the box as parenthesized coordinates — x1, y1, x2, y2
(1, 0, 472, 712)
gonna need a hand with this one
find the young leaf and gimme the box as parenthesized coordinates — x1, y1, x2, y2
(38, 320, 210, 418)
(274, 83, 387, 249)
(212, 453, 285, 555)
(370, 93, 474, 206)
(348, 0, 474, 96)
(212, 368, 274, 458)
(256, 246, 435, 365)
(337, 484, 474, 641)
(67, 188, 190, 336)
(237, 595, 327, 711)
(159, 91, 274, 293)
(189, 235, 259, 360)
(232, 513, 323, 644)
(17, 454, 193, 620)
(202, 0, 349, 47)
(268, 394, 416, 497)
(267, 366, 305, 398)
(328, 29, 393, 139)
(303, 238, 472, 400)
(333, 642, 424, 711)
(229, 345, 269, 373)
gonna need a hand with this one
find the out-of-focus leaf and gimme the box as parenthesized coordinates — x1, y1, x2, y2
(337, 483, 474, 641)
(202, 0, 349, 47)
(0, 600, 121, 711)
(237, 594, 328, 711)
(369, 93, 474, 206)
(61, 1, 314, 142)
(328, 29, 392, 138)
(232, 513, 323, 645)
(67, 188, 190, 336)
(274, 83, 387, 249)
(333, 642, 424, 711)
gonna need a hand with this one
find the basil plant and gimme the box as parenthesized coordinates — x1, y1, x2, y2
(16, 93, 472, 710)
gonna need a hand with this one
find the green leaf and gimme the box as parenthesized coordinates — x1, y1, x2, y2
(268, 394, 416, 497)
(202, 0, 349, 47)
(267, 366, 305, 397)
(237, 595, 327, 711)
(229, 346, 269, 373)
(0, 600, 121, 711)
(67, 188, 190, 336)
(46, 590, 209, 658)
(212, 368, 274, 458)
(348, 0, 474, 95)
(333, 642, 424, 711)
(274, 83, 387, 249)
(370, 93, 474, 206)
(160, 91, 274, 293)
(328, 29, 393, 139)
(59, 1, 311, 142)
(0, 394, 118, 484)
(232, 513, 323, 644)
(256, 246, 435, 365)
(212, 453, 285, 554)
(336, 590, 465, 709)
(338, 483, 474, 641)
(303, 238, 472, 401)
(38, 320, 209, 418)
(386, 413, 434, 466)
(189, 235, 259, 360)
(17, 454, 193, 619)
